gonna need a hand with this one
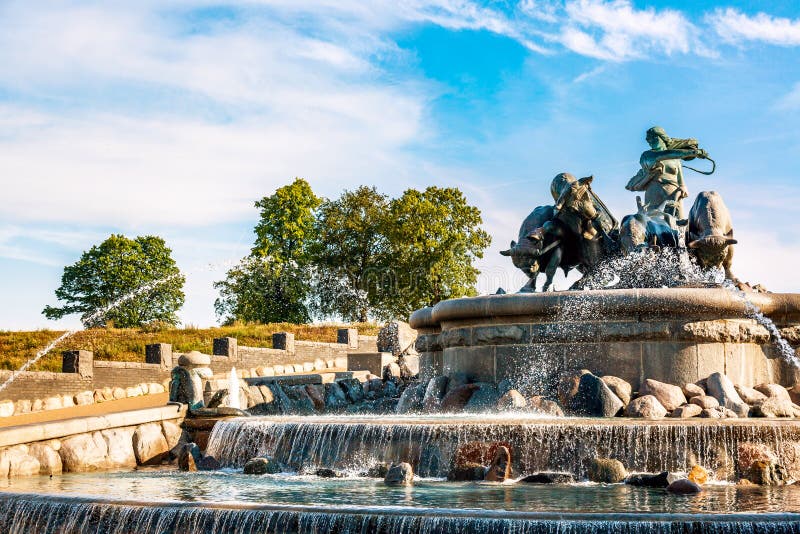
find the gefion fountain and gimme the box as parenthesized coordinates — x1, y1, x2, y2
(3, 127, 800, 533)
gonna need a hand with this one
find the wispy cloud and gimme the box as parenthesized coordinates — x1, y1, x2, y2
(708, 8, 800, 47)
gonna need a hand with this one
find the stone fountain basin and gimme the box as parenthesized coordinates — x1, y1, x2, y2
(409, 288, 800, 389)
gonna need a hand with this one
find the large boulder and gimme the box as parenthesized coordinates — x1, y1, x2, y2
(571, 373, 624, 417)
(100, 428, 137, 468)
(133, 423, 169, 465)
(706, 373, 749, 417)
(735, 385, 768, 405)
(750, 397, 796, 418)
(625, 395, 667, 419)
(377, 321, 418, 357)
(754, 383, 791, 402)
(338, 379, 365, 404)
(447, 462, 486, 481)
(689, 396, 719, 410)
(557, 369, 591, 407)
(588, 458, 627, 483)
(640, 379, 686, 411)
(440, 384, 479, 413)
(625, 472, 670, 487)
(667, 478, 703, 494)
(384, 462, 414, 486)
(59, 432, 109, 472)
(396, 383, 426, 413)
(746, 460, 792, 485)
(177, 443, 200, 472)
(601, 376, 632, 406)
(671, 404, 702, 418)
(0, 446, 40, 478)
(521, 472, 575, 484)
(682, 383, 705, 399)
(305, 384, 326, 412)
(324, 383, 349, 411)
(464, 383, 500, 412)
(28, 442, 62, 475)
(497, 389, 527, 411)
(243, 456, 281, 475)
(528, 396, 565, 417)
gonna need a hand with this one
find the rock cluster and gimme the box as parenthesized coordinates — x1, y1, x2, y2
(0, 419, 183, 478)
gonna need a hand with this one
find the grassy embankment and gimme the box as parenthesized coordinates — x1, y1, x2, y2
(0, 323, 380, 373)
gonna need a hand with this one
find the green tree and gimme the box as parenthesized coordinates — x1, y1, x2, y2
(310, 186, 390, 322)
(252, 177, 321, 262)
(215, 178, 321, 324)
(213, 257, 310, 325)
(43, 235, 185, 328)
(382, 186, 491, 317)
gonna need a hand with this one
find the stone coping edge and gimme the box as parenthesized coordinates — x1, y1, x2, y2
(409, 288, 800, 329)
(0, 404, 186, 448)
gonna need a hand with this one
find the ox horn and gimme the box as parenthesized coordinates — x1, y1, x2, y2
(726, 238, 738, 245)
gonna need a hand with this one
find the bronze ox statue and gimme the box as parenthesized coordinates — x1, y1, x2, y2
(619, 196, 682, 255)
(686, 191, 738, 282)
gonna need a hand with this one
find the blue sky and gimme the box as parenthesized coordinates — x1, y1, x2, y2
(2, 0, 800, 330)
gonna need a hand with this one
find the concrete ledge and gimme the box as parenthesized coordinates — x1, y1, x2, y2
(0, 403, 186, 448)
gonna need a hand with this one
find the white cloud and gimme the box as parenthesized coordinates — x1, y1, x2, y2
(560, 0, 701, 61)
(708, 8, 800, 47)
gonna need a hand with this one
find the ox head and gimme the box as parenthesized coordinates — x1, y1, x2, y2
(500, 230, 545, 274)
(687, 235, 737, 268)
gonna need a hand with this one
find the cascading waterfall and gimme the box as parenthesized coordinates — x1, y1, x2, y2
(205, 417, 800, 480)
(0, 493, 797, 534)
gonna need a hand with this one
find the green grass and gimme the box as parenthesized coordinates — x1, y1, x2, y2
(0, 323, 380, 373)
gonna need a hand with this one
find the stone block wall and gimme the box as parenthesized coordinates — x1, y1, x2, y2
(0, 328, 378, 403)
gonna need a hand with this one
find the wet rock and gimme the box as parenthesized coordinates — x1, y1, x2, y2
(777, 440, 800, 481)
(384, 462, 413, 486)
(440, 384, 479, 413)
(528, 396, 565, 417)
(671, 404, 702, 418)
(396, 383, 426, 413)
(737, 478, 756, 486)
(285, 386, 316, 414)
(422, 376, 449, 411)
(690, 396, 719, 409)
(723, 408, 739, 418)
(324, 383, 349, 411)
(382, 380, 399, 399)
(640, 379, 686, 411)
(735, 385, 768, 405)
(682, 383, 705, 399)
(338, 379, 365, 404)
(497, 389, 527, 411)
(706, 372, 749, 418)
(305, 384, 326, 411)
(754, 383, 791, 402)
(747, 460, 792, 485)
(700, 408, 722, 419)
(750, 397, 796, 417)
(557, 369, 591, 407)
(737, 442, 777, 476)
(464, 383, 500, 412)
(485, 445, 511, 482)
(497, 379, 513, 398)
(521, 472, 575, 484)
(28, 443, 61, 475)
(197, 455, 220, 471)
(315, 468, 342, 478)
(365, 463, 389, 478)
(59, 432, 109, 472)
(161, 421, 183, 452)
(399, 355, 419, 378)
(177, 443, 200, 472)
(446, 372, 470, 394)
(447, 462, 486, 481)
(625, 472, 670, 488)
(625, 395, 667, 419)
(588, 458, 627, 483)
(667, 478, 703, 494)
(601, 376, 632, 406)
(243, 456, 281, 475)
(688, 465, 708, 485)
(571, 373, 624, 417)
